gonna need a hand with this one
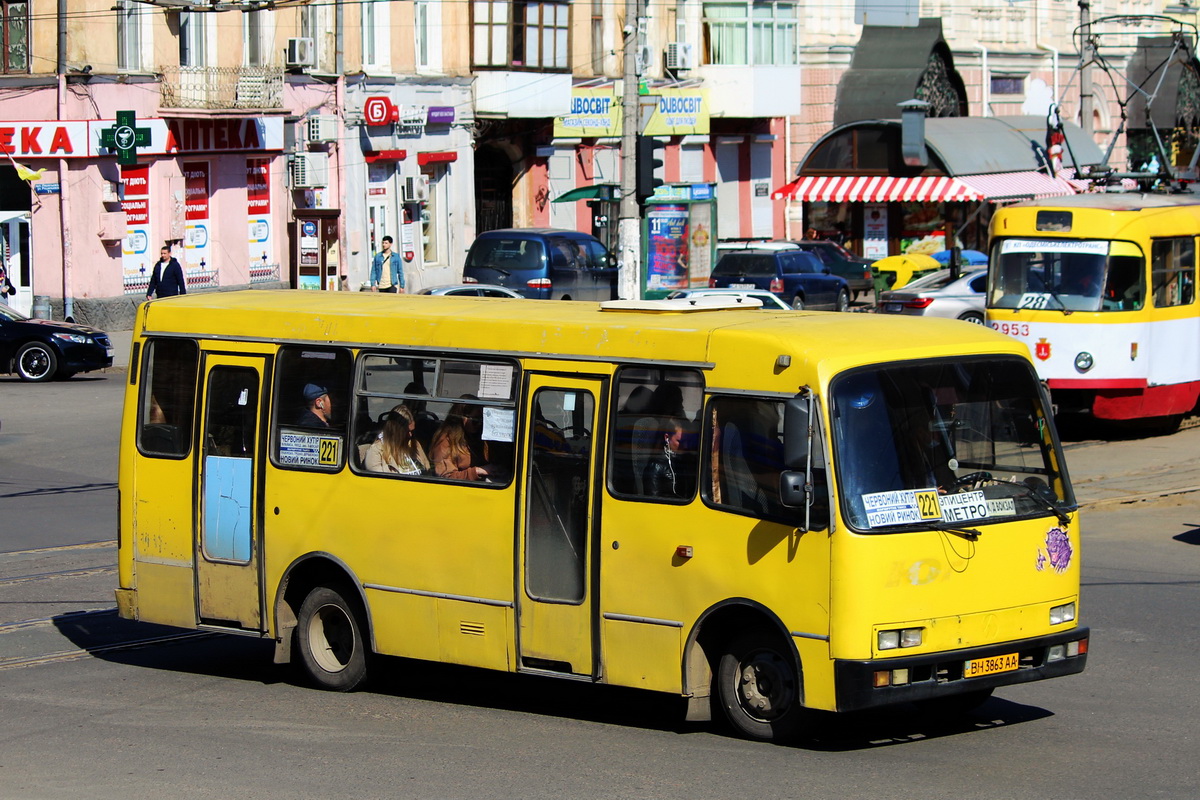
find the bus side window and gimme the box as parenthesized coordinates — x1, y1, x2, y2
(272, 345, 353, 471)
(138, 338, 199, 458)
(609, 367, 704, 502)
(704, 397, 794, 522)
(1103, 256, 1143, 311)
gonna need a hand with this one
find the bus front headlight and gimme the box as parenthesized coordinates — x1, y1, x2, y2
(1074, 352, 1094, 373)
(878, 628, 923, 650)
(1050, 602, 1076, 624)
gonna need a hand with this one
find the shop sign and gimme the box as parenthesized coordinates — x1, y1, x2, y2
(554, 87, 622, 138)
(247, 158, 275, 282)
(120, 163, 152, 287)
(643, 88, 710, 136)
(0, 122, 87, 158)
(427, 106, 455, 125)
(364, 96, 398, 126)
(183, 161, 211, 269)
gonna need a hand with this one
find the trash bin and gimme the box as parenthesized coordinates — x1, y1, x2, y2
(32, 295, 51, 319)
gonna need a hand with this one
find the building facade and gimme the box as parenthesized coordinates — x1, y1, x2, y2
(0, 0, 1191, 325)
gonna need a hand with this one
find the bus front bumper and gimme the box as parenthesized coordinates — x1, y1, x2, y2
(834, 626, 1089, 712)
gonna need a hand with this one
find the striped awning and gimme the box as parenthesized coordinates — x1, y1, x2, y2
(771, 175, 980, 202)
(772, 171, 1079, 203)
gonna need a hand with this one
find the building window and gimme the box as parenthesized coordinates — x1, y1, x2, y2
(591, 0, 604, 70)
(1, 1, 28, 73)
(362, 0, 390, 69)
(991, 75, 1024, 95)
(473, 1, 570, 70)
(179, 10, 207, 67)
(420, 166, 446, 267)
(300, 3, 322, 69)
(116, 0, 142, 72)
(702, 1, 797, 67)
(245, 8, 269, 67)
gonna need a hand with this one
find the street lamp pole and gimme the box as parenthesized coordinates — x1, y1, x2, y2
(1079, 0, 1094, 137)
(617, 0, 642, 300)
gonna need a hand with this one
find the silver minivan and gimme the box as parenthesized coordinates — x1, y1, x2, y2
(462, 228, 618, 301)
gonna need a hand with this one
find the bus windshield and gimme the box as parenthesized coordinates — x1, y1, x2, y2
(831, 357, 1073, 532)
(988, 237, 1145, 313)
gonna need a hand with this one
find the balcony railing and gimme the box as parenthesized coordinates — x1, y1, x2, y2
(159, 65, 285, 111)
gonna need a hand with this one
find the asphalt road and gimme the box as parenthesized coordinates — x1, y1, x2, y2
(1, 368, 1199, 798)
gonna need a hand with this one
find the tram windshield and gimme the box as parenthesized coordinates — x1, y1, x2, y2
(988, 237, 1144, 313)
(830, 357, 1075, 532)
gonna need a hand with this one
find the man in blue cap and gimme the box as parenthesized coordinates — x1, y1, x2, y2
(298, 383, 332, 427)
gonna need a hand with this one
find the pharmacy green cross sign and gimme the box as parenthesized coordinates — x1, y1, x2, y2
(99, 110, 152, 166)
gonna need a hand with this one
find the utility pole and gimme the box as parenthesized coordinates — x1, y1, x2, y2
(617, 0, 642, 300)
(1079, 0, 1094, 137)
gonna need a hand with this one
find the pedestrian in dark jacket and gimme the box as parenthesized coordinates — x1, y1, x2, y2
(147, 246, 187, 299)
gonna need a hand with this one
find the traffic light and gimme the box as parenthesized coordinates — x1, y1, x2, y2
(636, 136, 665, 201)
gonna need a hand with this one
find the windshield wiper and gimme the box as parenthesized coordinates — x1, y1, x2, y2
(1027, 271, 1072, 315)
(969, 474, 1073, 526)
(933, 524, 983, 541)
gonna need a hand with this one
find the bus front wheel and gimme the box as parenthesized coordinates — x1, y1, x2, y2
(296, 585, 368, 692)
(716, 631, 803, 742)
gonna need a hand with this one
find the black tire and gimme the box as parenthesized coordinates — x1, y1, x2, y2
(835, 289, 850, 312)
(295, 585, 369, 692)
(15, 341, 57, 382)
(790, 294, 805, 311)
(716, 631, 803, 742)
(958, 311, 985, 325)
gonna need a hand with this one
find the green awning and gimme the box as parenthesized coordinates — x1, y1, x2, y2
(552, 183, 620, 203)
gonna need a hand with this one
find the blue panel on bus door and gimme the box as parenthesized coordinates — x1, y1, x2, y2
(203, 455, 253, 561)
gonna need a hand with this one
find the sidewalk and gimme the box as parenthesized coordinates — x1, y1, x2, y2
(106, 330, 134, 371)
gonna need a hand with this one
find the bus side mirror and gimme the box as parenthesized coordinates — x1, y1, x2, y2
(783, 393, 811, 470)
(779, 470, 807, 507)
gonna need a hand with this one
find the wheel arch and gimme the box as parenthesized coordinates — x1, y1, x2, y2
(271, 551, 373, 665)
(680, 598, 803, 722)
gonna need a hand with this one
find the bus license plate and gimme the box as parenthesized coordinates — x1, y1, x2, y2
(964, 652, 1019, 678)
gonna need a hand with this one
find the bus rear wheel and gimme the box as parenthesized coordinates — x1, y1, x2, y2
(296, 585, 368, 692)
(716, 631, 803, 742)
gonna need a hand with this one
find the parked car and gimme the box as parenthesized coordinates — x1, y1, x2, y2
(0, 304, 113, 381)
(418, 284, 524, 298)
(709, 245, 850, 311)
(462, 228, 617, 301)
(792, 239, 876, 301)
(876, 268, 988, 323)
(665, 288, 793, 310)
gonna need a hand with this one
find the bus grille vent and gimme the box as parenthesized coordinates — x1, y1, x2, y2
(460, 621, 486, 637)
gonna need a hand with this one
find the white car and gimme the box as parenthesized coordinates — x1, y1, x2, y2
(876, 268, 988, 324)
(417, 284, 524, 298)
(665, 288, 792, 310)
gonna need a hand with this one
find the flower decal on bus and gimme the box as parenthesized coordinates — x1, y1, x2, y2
(1036, 526, 1073, 573)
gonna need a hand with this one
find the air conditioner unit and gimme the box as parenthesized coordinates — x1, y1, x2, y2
(307, 115, 338, 143)
(635, 44, 654, 75)
(665, 42, 696, 71)
(401, 175, 429, 203)
(286, 37, 315, 69)
(291, 152, 329, 189)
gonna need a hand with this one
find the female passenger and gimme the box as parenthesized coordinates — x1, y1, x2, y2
(365, 405, 430, 475)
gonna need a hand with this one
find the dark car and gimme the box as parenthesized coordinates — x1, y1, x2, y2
(792, 240, 876, 301)
(709, 247, 850, 311)
(0, 304, 113, 382)
(462, 228, 617, 301)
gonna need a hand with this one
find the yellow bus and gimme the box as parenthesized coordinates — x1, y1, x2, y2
(988, 193, 1200, 424)
(116, 291, 1088, 741)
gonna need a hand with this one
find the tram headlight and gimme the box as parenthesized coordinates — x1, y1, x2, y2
(1074, 352, 1094, 373)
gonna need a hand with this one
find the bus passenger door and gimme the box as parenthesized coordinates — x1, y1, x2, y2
(517, 376, 605, 677)
(195, 354, 268, 631)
